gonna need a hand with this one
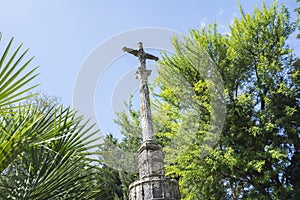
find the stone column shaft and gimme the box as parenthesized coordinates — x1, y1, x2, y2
(136, 64, 154, 142)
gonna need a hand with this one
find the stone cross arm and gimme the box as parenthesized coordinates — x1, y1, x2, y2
(122, 47, 139, 57)
(122, 45, 159, 61)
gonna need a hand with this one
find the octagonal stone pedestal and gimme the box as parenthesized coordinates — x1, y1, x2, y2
(129, 177, 180, 200)
(129, 141, 180, 200)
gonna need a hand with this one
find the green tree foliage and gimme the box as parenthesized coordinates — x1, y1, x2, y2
(295, 0, 300, 38)
(113, 1, 300, 199)
(96, 135, 138, 200)
(0, 35, 103, 199)
(159, 2, 299, 199)
(96, 98, 140, 200)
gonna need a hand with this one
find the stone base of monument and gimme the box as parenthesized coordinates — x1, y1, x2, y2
(129, 177, 180, 200)
(129, 141, 180, 200)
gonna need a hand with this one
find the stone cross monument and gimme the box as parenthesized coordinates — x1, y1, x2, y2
(122, 42, 180, 200)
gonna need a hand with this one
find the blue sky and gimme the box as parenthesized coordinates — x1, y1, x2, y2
(0, 0, 298, 138)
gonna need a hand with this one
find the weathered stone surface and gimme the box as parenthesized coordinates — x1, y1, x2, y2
(123, 42, 157, 142)
(131, 141, 180, 199)
(135, 67, 154, 141)
(138, 141, 165, 179)
(129, 177, 180, 200)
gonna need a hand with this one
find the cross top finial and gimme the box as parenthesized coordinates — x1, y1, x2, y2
(138, 42, 143, 50)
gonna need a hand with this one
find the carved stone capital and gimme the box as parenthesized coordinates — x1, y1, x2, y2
(135, 67, 152, 81)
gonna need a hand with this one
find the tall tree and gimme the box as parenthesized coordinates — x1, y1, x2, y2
(162, 2, 298, 199)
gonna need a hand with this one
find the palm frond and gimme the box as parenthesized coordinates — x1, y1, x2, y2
(0, 36, 39, 113)
(0, 103, 103, 199)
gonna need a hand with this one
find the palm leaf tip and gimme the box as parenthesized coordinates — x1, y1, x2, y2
(0, 36, 39, 110)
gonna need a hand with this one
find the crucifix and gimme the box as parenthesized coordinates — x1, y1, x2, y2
(123, 42, 180, 200)
(122, 42, 159, 142)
